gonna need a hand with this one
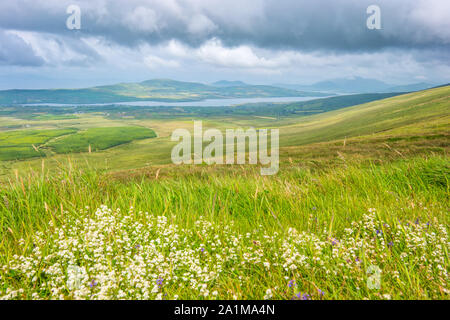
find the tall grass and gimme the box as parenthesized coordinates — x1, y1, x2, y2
(0, 156, 448, 299)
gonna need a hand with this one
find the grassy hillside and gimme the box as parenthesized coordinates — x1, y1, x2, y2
(0, 156, 448, 300)
(229, 92, 402, 117)
(0, 86, 448, 300)
(279, 85, 450, 146)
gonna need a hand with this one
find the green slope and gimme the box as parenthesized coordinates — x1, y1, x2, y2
(279, 85, 450, 147)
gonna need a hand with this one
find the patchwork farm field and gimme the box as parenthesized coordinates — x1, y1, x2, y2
(47, 126, 157, 154)
(0, 126, 156, 161)
(0, 86, 448, 300)
(0, 129, 77, 161)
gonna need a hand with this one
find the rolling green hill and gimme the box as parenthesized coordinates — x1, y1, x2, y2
(0, 79, 328, 105)
(279, 85, 450, 147)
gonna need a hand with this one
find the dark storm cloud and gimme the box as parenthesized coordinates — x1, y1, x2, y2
(0, 0, 448, 52)
(0, 0, 448, 89)
(0, 30, 44, 66)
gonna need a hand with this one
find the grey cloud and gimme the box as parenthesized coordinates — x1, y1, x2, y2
(0, 0, 449, 52)
(0, 0, 448, 89)
(0, 30, 44, 66)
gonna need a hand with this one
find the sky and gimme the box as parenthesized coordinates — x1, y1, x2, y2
(0, 0, 449, 89)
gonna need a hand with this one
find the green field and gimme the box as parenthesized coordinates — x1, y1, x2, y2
(0, 86, 448, 300)
(47, 126, 157, 154)
(28, 114, 78, 121)
(0, 129, 77, 161)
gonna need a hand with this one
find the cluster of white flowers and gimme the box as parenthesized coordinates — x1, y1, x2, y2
(0, 206, 448, 300)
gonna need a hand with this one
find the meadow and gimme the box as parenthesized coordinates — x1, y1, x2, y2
(0, 156, 448, 300)
(0, 86, 448, 300)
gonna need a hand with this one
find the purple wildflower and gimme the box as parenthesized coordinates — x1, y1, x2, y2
(295, 292, 311, 300)
(288, 280, 295, 288)
(89, 279, 98, 288)
(157, 277, 164, 287)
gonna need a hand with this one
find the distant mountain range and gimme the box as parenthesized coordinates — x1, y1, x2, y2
(273, 77, 436, 94)
(0, 79, 328, 105)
